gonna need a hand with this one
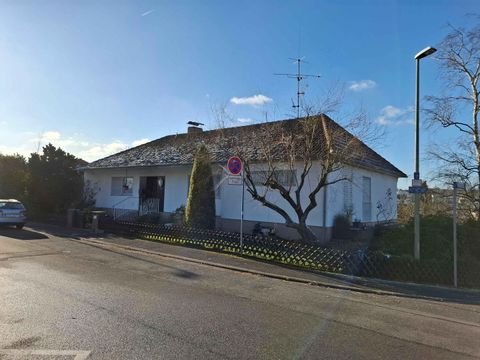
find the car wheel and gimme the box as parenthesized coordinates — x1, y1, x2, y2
(15, 224, 24, 229)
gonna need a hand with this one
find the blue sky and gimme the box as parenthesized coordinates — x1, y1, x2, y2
(0, 0, 478, 188)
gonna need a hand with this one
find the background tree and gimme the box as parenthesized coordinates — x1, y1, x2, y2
(0, 154, 27, 200)
(397, 187, 464, 224)
(426, 19, 480, 220)
(185, 145, 216, 229)
(27, 143, 86, 215)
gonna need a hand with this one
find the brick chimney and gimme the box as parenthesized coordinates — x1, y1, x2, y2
(187, 126, 203, 135)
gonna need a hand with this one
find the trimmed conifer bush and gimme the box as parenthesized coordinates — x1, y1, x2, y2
(185, 145, 216, 229)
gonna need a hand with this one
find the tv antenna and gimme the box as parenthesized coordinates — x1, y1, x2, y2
(274, 57, 321, 118)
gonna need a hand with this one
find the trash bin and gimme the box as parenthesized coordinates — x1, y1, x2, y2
(67, 209, 80, 228)
(90, 211, 106, 233)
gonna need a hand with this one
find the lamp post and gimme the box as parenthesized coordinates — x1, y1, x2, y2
(413, 46, 436, 260)
(452, 181, 466, 287)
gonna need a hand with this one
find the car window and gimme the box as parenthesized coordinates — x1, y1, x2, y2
(0, 202, 25, 210)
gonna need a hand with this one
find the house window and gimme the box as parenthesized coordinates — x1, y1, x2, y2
(111, 177, 133, 196)
(251, 169, 297, 188)
(362, 176, 372, 221)
(343, 179, 353, 214)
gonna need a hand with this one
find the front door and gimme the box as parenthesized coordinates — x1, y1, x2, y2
(139, 176, 165, 215)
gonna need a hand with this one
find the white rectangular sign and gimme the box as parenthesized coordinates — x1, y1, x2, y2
(228, 176, 243, 185)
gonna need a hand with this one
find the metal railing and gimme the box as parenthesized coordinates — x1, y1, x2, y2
(139, 198, 160, 216)
(112, 197, 138, 221)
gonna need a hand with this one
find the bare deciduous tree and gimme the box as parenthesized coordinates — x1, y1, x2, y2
(231, 107, 376, 242)
(426, 20, 480, 219)
(210, 101, 235, 129)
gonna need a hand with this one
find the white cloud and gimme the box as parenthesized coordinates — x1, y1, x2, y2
(375, 105, 414, 126)
(131, 138, 150, 147)
(78, 138, 149, 161)
(29, 131, 89, 149)
(376, 116, 390, 126)
(24, 131, 128, 162)
(230, 94, 272, 106)
(348, 80, 377, 92)
(237, 118, 253, 123)
(78, 141, 128, 162)
(381, 105, 402, 118)
(0, 129, 152, 162)
(141, 9, 155, 17)
(0, 120, 7, 126)
(41, 131, 61, 141)
(57, 139, 77, 147)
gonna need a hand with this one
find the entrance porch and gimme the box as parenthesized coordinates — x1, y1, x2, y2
(139, 176, 165, 216)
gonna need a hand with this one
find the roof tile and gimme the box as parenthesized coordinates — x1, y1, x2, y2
(85, 116, 407, 178)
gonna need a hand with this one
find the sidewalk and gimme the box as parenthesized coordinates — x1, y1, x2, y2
(28, 222, 480, 305)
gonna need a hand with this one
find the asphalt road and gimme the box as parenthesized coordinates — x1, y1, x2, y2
(1, 227, 479, 360)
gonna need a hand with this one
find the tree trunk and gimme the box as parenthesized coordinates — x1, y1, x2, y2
(288, 220, 317, 242)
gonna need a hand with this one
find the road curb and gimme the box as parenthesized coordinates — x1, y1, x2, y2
(72, 237, 454, 302)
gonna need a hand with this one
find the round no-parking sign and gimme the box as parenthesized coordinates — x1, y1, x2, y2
(227, 156, 242, 175)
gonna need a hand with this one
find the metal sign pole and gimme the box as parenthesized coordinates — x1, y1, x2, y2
(453, 184, 458, 288)
(226, 156, 244, 254)
(240, 169, 245, 254)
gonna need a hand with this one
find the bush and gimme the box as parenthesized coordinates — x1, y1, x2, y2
(370, 214, 480, 288)
(333, 213, 351, 240)
(459, 220, 480, 261)
(371, 215, 454, 259)
(27, 144, 85, 215)
(185, 145, 216, 229)
(138, 214, 162, 224)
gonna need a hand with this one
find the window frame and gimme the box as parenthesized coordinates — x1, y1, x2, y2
(250, 169, 298, 188)
(362, 176, 372, 221)
(111, 176, 134, 196)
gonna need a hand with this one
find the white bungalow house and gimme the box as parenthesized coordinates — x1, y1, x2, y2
(83, 116, 406, 242)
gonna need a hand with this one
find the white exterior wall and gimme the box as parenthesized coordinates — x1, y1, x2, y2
(219, 161, 325, 227)
(350, 167, 398, 223)
(323, 166, 398, 225)
(84, 166, 191, 213)
(85, 162, 399, 227)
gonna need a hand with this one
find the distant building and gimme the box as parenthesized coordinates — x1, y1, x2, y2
(397, 187, 478, 221)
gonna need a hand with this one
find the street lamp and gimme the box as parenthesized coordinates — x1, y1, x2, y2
(452, 181, 466, 287)
(413, 46, 437, 260)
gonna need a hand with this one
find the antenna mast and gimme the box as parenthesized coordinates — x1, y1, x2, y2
(274, 58, 321, 118)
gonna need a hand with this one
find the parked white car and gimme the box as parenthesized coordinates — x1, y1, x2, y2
(0, 199, 27, 229)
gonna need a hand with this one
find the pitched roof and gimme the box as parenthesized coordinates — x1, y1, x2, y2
(85, 115, 407, 178)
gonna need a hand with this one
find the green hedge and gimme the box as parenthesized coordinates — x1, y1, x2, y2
(370, 215, 480, 287)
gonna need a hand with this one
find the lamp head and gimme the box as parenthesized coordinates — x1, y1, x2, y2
(415, 46, 437, 60)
